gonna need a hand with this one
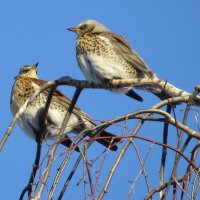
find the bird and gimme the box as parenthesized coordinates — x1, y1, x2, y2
(10, 63, 121, 151)
(68, 19, 191, 102)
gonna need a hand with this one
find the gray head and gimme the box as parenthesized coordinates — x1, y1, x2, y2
(68, 19, 110, 37)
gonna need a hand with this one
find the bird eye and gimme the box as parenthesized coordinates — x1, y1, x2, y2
(22, 69, 29, 74)
(20, 68, 30, 74)
(80, 24, 88, 30)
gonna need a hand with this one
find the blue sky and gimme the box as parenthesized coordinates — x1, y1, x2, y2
(1, 1, 200, 199)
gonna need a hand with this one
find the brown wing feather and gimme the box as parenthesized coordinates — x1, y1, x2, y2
(18, 77, 120, 151)
(31, 78, 91, 121)
(101, 32, 153, 78)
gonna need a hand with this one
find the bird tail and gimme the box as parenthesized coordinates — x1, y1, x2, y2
(96, 130, 122, 151)
(126, 89, 143, 102)
(62, 130, 121, 151)
(60, 135, 80, 152)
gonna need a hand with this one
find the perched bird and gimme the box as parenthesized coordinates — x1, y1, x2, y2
(68, 19, 190, 101)
(10, 64, 121, 151)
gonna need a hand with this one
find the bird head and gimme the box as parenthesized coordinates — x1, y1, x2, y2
(68, 19, 109, 37)
(18, 63, 39, 78)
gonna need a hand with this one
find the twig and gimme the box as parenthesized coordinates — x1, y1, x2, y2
(1, 98, 31, 152)
(3, 75, 200, 199)
(2, 76, 200, 152)
(19, 85, 57, 199)
(47, 151, 71, 200)
(84, 108, 200, 140)
(191, 168, 200, 199)
(160, 86, 200, 200)
(172, 177, 191, 199)
(145, 176, 187, 200)
(184, 141, 200, 200)
(35, 87, 82, 199)
(97, 101, 200, 199)
(98, 120, 143, 200)
(127, 141, 153, 199)
(92, 148, 111, 197)
(2, 77, 199, 153)
(57, 127, 111, 199)
(57, 153, 82, 200)
(19, 141, 42, 200)
(84, 151, 94, 199)
(159, 105, 172, 199)
(179, 101, 193, 198)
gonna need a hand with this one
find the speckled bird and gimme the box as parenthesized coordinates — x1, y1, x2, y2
(68, 19, 191, 101)
(10, 64, 121, 151)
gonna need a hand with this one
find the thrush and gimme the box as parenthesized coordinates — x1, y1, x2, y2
(68, 19, 190, 101)
(10, 63, 121, 151)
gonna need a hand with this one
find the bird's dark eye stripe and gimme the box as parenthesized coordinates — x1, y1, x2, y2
(21, 68, 30, 74)
(23, 69, 29, 73)
(80, 24, 87, 29)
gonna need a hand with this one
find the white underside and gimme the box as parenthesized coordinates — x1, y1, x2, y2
(77, 53, 133, 94)
(13, 104, 92, 141)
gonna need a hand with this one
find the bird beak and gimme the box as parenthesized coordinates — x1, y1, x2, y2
(34, 62, 39, 74)
(67, 27, 77, 32)
(35, 62, 39, 68)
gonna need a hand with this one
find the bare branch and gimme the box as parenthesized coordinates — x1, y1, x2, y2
(35, 87, 82, 198)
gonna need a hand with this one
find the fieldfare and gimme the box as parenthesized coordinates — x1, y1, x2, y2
(10, 64, 121, 151)
(68, 19, 190, 101)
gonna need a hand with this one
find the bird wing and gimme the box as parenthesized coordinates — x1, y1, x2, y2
(101, 32, 153, 78)
(31, 78, 91, 121)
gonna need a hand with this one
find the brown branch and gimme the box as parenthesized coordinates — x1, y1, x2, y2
(1, 98, 32, 152)
(160, 86, 200, 200)
(92, 148, 111, 197)
(57, 154, 83, 200)
(19, 141, 42, 200)
(84, 108, 200, 140)
(98, 120, 143, 200)
(97, 103, 199, 199)
(47, 151, 72, 200)
(139, 132, 200, 199)
(83, 151, 95, 198)
(184, 141, 200, 199)
(35, 87, 82, 199)
(2, 76, 200, 152)
(159, 105, 172, 199)
(57, 127, 112, 199)
(3, 75, 200, 199)
(107, 134, 198, 169)
(19, 85, 57, 199)
(47, 138, 84, 200)
(127, 141, 153, 198)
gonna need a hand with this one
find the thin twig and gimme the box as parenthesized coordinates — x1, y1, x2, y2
(2, 77, 199, 152)
(57, 127, 110, 199)
(84, 108, 200, 140)
(145, 176, 186, 200)
(35, 87, 82, 199)
(159, 105, 172, 199)
(98, 100, 200, 199)
(92, 148, 111, 197)
(161, 86, 200, 200)
(84, 152, 94, 198)
(47, 151, 72, 200)
(184, 141, 200, 200)
(1, 98, 31, 152)
(19, 141, 42, 200)
(127, 141, 153, 199)
(19, 85, 57, 200)
(98, 120, 143, 200)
